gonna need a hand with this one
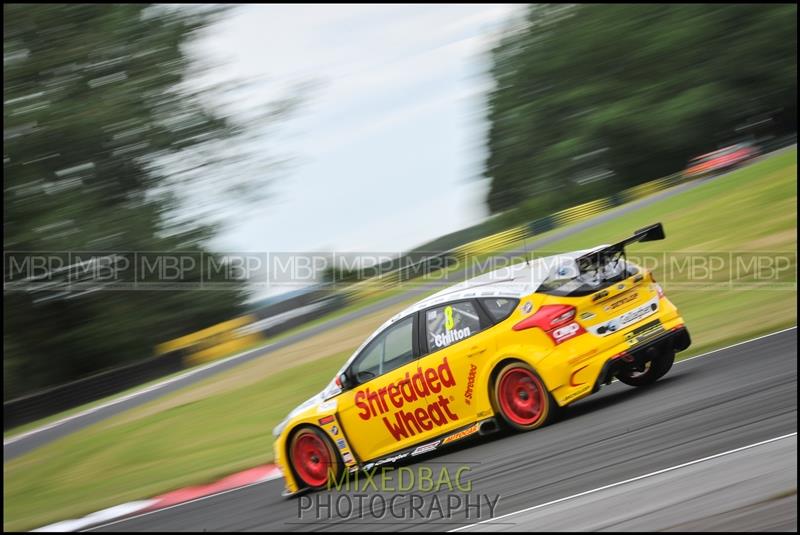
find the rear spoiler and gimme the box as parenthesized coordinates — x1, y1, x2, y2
(574, 223, 665, 273)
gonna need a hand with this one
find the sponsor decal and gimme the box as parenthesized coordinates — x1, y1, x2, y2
(619, 301, 657, 325)
(464, 364, 477, 405)
(599, 318, 621, 334)
(590, 297, 659, 336)
(318, 415, 335, 426)
(330, 425, 339, 436)
(522, 301, 533, 314)
(579, 311, 595, 320)
(433, 326, 471, 348)
(411, 440, 441, 456)
(592, 290, 609, 301)
(442, 423, 480, 445)
(552, 321, 582, 343)
(604, 292, 638, 312)
(336, 439, 346, 449)
(625, 319, 665, 346)
(355, 357, 458, 441)
(363, 452, 409, 471)
(342, 451, 355, 465)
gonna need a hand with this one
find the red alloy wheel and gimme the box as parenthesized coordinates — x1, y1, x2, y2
(290, 428, 335, 488)
(496, 365, 547, 427)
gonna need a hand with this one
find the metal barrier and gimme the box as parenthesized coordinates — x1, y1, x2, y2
(3, 350, 186, 430)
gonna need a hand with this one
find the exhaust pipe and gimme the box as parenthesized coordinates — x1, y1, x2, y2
(479, 418, 500, 435)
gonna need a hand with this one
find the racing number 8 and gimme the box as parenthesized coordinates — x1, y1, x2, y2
(444, 305, 455, 331)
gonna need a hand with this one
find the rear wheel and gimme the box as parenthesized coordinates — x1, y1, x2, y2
(492, 362, 557, 431)
(289, 426, 341, 490)
(616, 349, 675, 387)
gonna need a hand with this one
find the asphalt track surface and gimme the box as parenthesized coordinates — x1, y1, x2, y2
(89, 327, 797, 531)
(4, 168, 738, 461)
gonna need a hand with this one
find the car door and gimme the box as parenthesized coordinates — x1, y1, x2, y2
(336, 315, 434, 462)
(414, 299, 496, 435)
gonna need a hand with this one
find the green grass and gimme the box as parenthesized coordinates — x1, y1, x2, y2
(4, 148, 796, 531)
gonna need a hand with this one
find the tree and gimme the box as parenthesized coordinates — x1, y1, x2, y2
(3, 4, 296, 398)
(484, 4, 797, 215)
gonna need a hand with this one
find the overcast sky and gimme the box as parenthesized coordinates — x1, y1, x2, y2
(191, 4, 522, 255)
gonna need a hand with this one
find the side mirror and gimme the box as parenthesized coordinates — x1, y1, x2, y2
(335, 372, 351, 391)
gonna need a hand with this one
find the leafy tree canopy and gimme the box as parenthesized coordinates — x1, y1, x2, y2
(484, 4, 797, 215)
(3, 4, 297, 398)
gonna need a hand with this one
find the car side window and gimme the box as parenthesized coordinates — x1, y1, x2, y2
(425, 301, 482, 352)
(480, 297, 519, 323)
(350, 316, 414, 384)
(352, 340, 383, 384)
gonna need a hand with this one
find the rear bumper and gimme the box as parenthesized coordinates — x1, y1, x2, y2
(595, 325, 691, 387)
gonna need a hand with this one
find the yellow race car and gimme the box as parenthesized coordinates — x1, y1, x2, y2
(272, 223, 691, 495)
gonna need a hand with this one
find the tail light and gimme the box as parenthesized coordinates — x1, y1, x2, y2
(654, 283, 665, 299)
(649, 273, 665, 298)
(513, 304, 585, 344)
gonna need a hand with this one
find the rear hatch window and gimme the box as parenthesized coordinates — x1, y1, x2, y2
(537, 258, 639, 297)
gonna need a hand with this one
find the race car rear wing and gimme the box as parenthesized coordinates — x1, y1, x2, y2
(574, 222, 665, 274)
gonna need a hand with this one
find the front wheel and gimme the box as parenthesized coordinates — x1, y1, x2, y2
(492, 362, 558, 431)
(288, 426, 341, 490)
(616, 349, 675, 387)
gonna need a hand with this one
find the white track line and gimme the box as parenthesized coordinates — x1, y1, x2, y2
(449, 432, 799, 532)
(677, 325, 797, 364)
(32, 500, 158, 532)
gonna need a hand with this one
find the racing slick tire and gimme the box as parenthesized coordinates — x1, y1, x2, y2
(288, 426, 342, 490)
(616, 348, 675, 387)
(492, 362, 558, 432)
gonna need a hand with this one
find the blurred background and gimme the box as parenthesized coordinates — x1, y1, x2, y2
(3, 4, 797, 531)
